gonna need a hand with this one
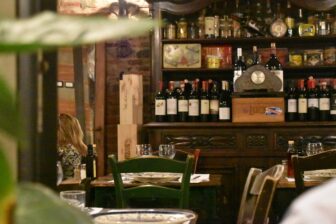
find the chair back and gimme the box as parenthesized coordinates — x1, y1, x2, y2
(174, 149, 201, 173)
(108, 154, 194, 209)
(292, 149, 336, 194)
(237, 164, 284, 224)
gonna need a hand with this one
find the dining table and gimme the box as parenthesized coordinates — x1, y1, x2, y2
(88, 173, 223, 224)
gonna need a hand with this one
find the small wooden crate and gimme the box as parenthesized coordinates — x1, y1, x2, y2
(119, 74, 143, 125)
(117, 124, 141, 161)
(232, 97, 285, 123)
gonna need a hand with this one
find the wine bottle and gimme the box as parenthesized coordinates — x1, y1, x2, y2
(251, 45, 260, 66)
(177, 81, 188, 122)
(265, 43, 283, 92)
(330, 79, 336, 121)
(264, 0, 274, 32)
(319, 81, 330, 121)
(233, 48, 246, 92)
(297, 79, 307, 121)
(219, 80, 231, 122)
(286, 80, 297, 121)
(204, 4, 215, 39)
(295, 8, 305, 36)
(200, 81, 210, 122)
(209, 81, 219, 122)
(154, 81, 166, 122)
(188, 81, 199, 122)
(284, 0, 295, 37)
(86, 144, 97, 179)
(307, 78, 319, 121)
(166, 81, 177, 122)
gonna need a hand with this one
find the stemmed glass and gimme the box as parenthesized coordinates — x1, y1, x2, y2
(158, 144, 176, 159)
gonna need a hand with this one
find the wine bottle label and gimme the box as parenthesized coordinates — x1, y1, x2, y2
(210, 100, 219, 114)
(308, 98, 319, 108)
(205, 16, 215, 36)
(219, 107, 230, 120)
(188, 99, 199, 116)
(319, 98, 330, 111)
(178, 99, 188, 112)
(93, 159, 96, 178)
(271, 70, 283, 92)
(331, 96, 336, 114)
(201, 99, 210, 114)
(155, 99, 166, 115)
(167, 98, 177, 115)
(287, 99, 297, 113)
(298, 98, 308, 113)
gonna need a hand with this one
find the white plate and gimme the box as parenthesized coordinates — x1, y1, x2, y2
(130, 172, 181, 183)
(93, 209, 196, 224)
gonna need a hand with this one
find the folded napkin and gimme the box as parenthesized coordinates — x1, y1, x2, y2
(285, 177, 295, 182)
(189, 174, 210, 183)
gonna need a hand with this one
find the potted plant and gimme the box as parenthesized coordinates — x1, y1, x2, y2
(0, 11, 157, 224)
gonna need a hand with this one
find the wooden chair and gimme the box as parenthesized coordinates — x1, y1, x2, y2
(108, 154, 194, 209)
(174, 149, 201, 173)
(292, 149, 336, 195)
(237, 164, 284, 224)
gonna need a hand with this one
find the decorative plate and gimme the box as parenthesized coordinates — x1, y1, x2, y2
(131, 172, 181, 183)
(93, 209, 197, 224)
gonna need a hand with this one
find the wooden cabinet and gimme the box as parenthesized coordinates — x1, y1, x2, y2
(143, 122, 336, 223)
(148, 0, 336, 223)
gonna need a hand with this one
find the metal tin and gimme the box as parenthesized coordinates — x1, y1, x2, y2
(289, 51, 303, 66)
(298, 24, 316, 36)
(304, 49, 323, 66)
(324, 47, 336, 65)
(166, 23, 176, 39)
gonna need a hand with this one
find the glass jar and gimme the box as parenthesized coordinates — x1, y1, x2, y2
(177, 17, 188, 39)
(197, 16, 205, 39)
(166, 23, 176, 40)
(219, 15, 233, 38)
(188, 22, 197, 39)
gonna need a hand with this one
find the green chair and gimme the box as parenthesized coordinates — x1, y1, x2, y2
(108, 154, 194, 209)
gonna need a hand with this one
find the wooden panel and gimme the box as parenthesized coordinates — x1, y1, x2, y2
(117, 124, 141, 161)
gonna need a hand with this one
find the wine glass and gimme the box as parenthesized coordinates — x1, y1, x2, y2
(306, 142, 324, 156)
(136, 144, 153, 157)
(158, 144, 176, 159)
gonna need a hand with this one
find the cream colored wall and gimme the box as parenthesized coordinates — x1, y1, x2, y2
(0, 1, 18, 178)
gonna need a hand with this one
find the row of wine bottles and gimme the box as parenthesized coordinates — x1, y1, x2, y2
(286, 77, 336, 121)
(155, 79, 231, 122)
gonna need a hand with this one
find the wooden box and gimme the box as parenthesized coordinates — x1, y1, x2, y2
(119, 74, 143, 125)
(163, 44, 201, 68)
(232, 97, 285, 123)
(117, 124, 141, 161)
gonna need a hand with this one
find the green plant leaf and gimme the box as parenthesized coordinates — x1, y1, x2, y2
(15, 183, 93, 224)
(0, 11, 159, 53)
(0, 148, 15, 224)
(0, 75, 21, 140)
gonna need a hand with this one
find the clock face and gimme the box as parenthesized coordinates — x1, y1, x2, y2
(251, 71, 265, 85)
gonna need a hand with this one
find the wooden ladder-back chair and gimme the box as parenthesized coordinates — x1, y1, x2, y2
(174, 149, 200, 174)
(237, 164, 284, 224)
(292, 149, 336, 195)
(108, 154, 194, 209)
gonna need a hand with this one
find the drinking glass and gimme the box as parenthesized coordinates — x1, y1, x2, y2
(56, 161, 63, 186)
(136, 144, 152, 156)
(60, 190, 86, 209)
(159, 144, 176, 159)
(306, 142, 324, 156)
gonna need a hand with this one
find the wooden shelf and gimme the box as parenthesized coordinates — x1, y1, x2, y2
(162, 35, 336, 45)
(162, 65, 336, 73)
(143, 121, 336, 128)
